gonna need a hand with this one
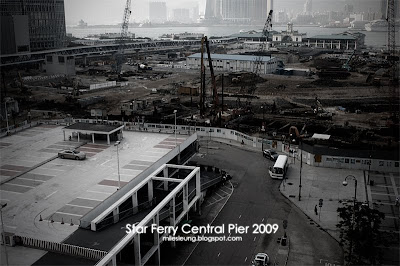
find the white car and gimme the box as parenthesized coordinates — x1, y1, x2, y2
(58, 150, 86, 160)
(252, 253, 270, 266)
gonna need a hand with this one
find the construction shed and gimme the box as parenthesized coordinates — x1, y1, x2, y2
(63, 122, 124, 145)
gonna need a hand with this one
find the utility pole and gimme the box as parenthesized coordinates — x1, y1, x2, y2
(1, 203, 9, 266)
(299, 140, 303, 201)
(114, 141, 121, 189)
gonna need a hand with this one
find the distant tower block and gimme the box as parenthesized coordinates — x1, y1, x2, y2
(287, 22, 293, 33)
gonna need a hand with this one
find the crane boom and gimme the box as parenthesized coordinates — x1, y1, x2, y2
(120, 0, 132, 42)
(115, 0, 132, 74)
(250, 9, 273, 94)
(204, 37, 218, 106)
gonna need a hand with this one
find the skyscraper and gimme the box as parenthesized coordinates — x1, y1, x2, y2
(173, 8, 190, 23)
(149, 2, 167, 23)
(0, 0, 66, 52)
(303, 0, 312, 15)
(207, 0, 269, 22)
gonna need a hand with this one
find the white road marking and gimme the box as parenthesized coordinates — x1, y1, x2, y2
(5, 225, 17, 229)
(244, 257, 248, 262)
(54, 211, 82, 217)
(65, 204, 93, 209)
(239, 214, 242, 219)
(75, 197, 102, 202)
(5, 183, 35, 188)
(87, 190, 113, 195)
(262, 218, 264, 222)
(217, 252, 220, 257)
(17, 177, 45, 183)
(101, 160, 111, 166)
(45, 190, 58, 199)
(253, 236, 257, 241)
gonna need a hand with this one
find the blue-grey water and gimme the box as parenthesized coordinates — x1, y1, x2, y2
(67, 25, 397, 48)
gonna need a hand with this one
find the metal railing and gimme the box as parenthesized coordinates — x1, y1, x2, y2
(17, 235, 107, 261)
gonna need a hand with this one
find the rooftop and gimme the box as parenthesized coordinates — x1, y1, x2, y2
(0, 125, 187, 244)
(64, 122, 123, 133)
(188, 53, 276, 62)
(308, 34, 356, 40)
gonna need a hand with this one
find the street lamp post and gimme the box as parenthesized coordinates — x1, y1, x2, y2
(298, 140, 303, 201)
(4, 101, 9, 134)
(342, 175, 358, 264)
(173, 110, 177, 147)
(1, 203, 9, 266)
(114, 141, 121, 190)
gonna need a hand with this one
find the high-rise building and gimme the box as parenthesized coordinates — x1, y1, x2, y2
(192, 4, 199, 21)
(206, 0, 269, 23)
(149, 2, 167, 23)
(303, 0, 312, 15)
(173, 8, 190, 23)
(0, 0, 66, 53)
(205, 0, 222, 19)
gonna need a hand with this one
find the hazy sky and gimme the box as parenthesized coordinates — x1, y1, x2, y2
(64, 0, 205, 25)
(64, 0, 380, 26)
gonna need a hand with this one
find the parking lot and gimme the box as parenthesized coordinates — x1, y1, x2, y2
(0, 124, 186, 242)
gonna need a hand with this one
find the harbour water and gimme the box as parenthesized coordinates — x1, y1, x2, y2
(67, 24, 398, 48)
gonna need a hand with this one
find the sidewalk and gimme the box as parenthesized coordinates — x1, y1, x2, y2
(280, 156, 366, 241)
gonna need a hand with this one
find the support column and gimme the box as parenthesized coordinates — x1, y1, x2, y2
(163, 167, 169, 191)
(153, 214, 160, 266)
(183, 184, 188, 212)
(63, 130, 66, 141)
(132, 193, 138, 214)
(92, 133, 95, 143)
(323, 40, 325, 48)
(346, 41, 349, 50)
(134, 234, 141, 266)
(169, 197, 176, 248)
(111, 255, 117, 266)
(148, 179, 153, 202)
(113, 207, 119, 223)
(77, 132, 80, 142)
(196, 170, 201, 199)
(107, 134, 110, 145)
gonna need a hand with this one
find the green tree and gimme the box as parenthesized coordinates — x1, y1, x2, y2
(337, 202, 385, 265)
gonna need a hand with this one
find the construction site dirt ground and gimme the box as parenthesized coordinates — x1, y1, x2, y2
(3, 63, 399, 136)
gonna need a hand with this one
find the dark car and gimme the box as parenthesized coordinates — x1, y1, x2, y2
(263, 149, 278, 161)
(58, 150, 86, 160)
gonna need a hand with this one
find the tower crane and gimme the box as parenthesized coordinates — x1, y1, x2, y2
(249, 9, 273, 95)
(386, 0, 399, 124)
(386, 0, 398, 83)
(115, 0, 132, 74)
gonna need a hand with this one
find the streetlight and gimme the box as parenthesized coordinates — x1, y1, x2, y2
(298, 140, 303, 201)
(114, 140, 121, 190)
(342, 174, 358, 264)
(4, 101, 9, 134)
(173, 110, 177, 147)
(1, 203, 9, 266)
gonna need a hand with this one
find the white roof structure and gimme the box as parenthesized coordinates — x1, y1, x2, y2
(311, 133, 331, 140)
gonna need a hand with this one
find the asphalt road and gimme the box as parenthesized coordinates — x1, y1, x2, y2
(184, 141, 343, 266)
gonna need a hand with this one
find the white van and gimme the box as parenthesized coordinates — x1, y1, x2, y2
(268, 155, 289, 179)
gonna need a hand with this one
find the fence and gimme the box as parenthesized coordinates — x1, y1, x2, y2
(17, 235, 107, 261)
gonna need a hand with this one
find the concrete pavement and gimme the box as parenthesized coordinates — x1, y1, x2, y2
(280, 156, 366, 241)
